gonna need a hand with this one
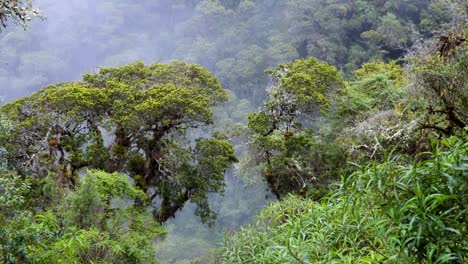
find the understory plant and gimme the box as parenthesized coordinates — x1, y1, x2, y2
(223, 132, 467, 263)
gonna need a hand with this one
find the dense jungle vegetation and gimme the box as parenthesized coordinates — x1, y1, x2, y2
(0, 0, 467, 263)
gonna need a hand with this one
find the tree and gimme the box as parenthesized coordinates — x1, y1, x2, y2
(0, 169, 165, 263)
(35, 170, 165, 263)
(0, 0, 41, 30)
(1, 61, 237, 224)
(246, 57, 344, 199)
(223, 133, 468, 263)
(407, 27, 468, 135)
(331, 62, 420, 160)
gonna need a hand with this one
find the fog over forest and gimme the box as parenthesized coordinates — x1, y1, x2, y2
(2, 1, 281, 261)
(1, 0, 467, 263)
(1, 0, 288, 102)
(4, 0, 462, 102)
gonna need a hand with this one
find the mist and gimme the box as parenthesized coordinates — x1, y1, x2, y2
(1, 0, 461, 262)
(0, 0, 459, 103)
(0, 0, 294, 103)
(1, 1, 281, 262)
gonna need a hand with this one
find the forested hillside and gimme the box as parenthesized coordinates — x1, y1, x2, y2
(1, 0, 463, 102)
(0, 0, 467, 263)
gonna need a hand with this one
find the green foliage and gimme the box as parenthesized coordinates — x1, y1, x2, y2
(1, 61, 236, 224)
(420, 0, 454, 34)
(361, 13, 409, 50)
(0, 2, 466, 262)
(32, 170, 164, 263)
(63, 170, 145, 229)
(266, 57, 344, 114)
(245, 59, 414, 200)
(407, 29, 468, 134)
(0, 0, 42, 29)
(0, 0, 460, 101)
(335, 62, 404, 122)
(0, 169, 165, 263)
(330, 61, 419, 161)
(285, 0, 460, 75)
(246, 57, 344, 198)
(0, 168, 29, 212)
(223, 133, 468, 263)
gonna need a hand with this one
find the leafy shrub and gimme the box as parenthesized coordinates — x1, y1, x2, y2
(223, 133, 467, 263)
(0, 170, 165, 264)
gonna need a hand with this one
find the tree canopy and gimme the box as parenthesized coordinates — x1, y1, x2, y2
(0, 0, 41, 29)
(0, 1, 467, 263)
(0, 0, 461, 101)
(0, 169, 165, 263)
(1, 61, 237, 224)
(247, 57, 344, 199)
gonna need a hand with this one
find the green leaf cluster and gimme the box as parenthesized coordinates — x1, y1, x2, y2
(246, 57, 344, 199)
(0, 61, 236, 224)
(0, 170, 165, 263)
(223, 133, 468, 263)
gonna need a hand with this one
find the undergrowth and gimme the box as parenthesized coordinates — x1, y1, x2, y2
(223, 133, 467, 263)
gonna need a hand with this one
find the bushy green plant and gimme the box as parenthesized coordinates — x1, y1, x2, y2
(407, 28, 468, 135)
(0, 170, 165, 263)
(223, 133, 467, 263)
(246, 57, 344, 199)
